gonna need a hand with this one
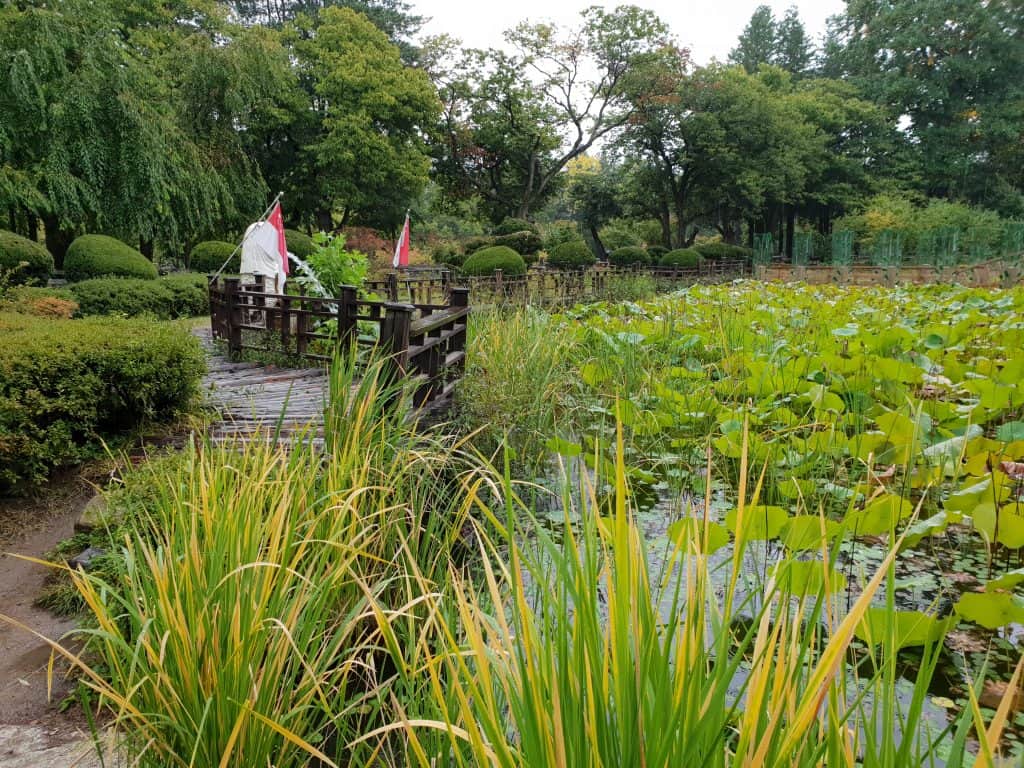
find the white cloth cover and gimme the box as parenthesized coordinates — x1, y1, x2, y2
(240, 221, 287, 292)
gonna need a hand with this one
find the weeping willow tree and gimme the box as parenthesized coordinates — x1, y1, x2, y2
(0, 0, 287, 263)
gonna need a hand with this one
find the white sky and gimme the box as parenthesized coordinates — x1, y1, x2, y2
(419, 1, 845, 64)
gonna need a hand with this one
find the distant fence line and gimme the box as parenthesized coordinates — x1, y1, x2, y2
(755, 257, 1023, 288)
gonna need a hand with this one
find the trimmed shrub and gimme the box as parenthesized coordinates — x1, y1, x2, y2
(646, 245, 669, 261)
(0, 286, 77, 317)
(494, 230, 543, 255)
(431, 242, 465, 268)
(65, 235, 157, 281)
(70, 274, 209, 319)
(0, 312, 205, 488)
(493, 217, 539, 236)
(285, 229, 316, 259)
(463, 235, 494, 255)
(659, 248, 702, 268)
(0, 230, 54, 285)
(461, 246, 527, 277)
(598, 223, 641, 252)
(189, 240, 239, 273)
(608, 246, 651, 267)
(693, 242, 752, 262)
(547, 240, 596, 271)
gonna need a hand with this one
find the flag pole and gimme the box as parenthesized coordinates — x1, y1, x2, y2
(208, 191, 284, 284)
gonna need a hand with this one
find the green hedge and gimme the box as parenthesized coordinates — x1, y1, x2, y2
(432, 242, 465, 268)
(0, 230, 54, 285)
(189, 240, 239, 273)
(547, 240, 596, 270)
(494, 230, 543, 255)
(660, 248, 702, 268)
(461, 246, 527, 277)
(0, 286, 77, 317)
(0, 312, 205, 489)
(493, 217, 539, 236)
(65, 235, 158, 281)
(285, 229, 316, 259)
(647, 245, 669, 261)
(70, 274, 209, 319)
(608, 246, 651, 267)
(463, 235, 494, 255)
(693, 242, 752, 261)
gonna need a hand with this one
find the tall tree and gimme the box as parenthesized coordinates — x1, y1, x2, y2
(729, 5, 777, 73)
(775, 6, 815, 76)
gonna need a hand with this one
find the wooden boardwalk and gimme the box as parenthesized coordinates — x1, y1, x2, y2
(195, 327, 328, 447)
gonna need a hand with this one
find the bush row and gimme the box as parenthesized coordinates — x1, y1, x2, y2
(0, 312, 205, 489)
(69, 274, 209, 319)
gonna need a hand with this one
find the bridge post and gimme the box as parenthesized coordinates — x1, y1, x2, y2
(223, 277, 242, 357)
(387, 272, 399, 302)
(337, 285, 358, 354)
(380, 302, 414, 405)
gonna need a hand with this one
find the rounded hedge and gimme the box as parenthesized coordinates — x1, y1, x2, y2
(285, 229, 316, 259)
(461, 246, 527, 277)
(493, 217, 539, 237)
(659, 248, 702, 268)
(0, 230, 54, 285)
(693, 242, 753, 261)
(189, 240, 239, 273)
(608, 246, 651, 267)
(70, 274, 208, 319)
(647, 245, 669, 261)
(547, 240, 596, 271)
(494, 230, 543, 255)
(65, 235, 157, 281)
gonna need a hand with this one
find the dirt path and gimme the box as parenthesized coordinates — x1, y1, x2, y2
(0, 474, 103, 767)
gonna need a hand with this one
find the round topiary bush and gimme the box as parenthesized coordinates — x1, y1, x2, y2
(608, 246, 651, 267)
(646, 245, 669, 261)
(494, 230, 543, 255)
(492, 217, 539, 236)
(0, 230, 54, 285)
(64, 235, 158, 281)
(189, 240, 239, 273)
(285, 229, 316, 259)
(693, 242, 753, 261)
(461, 246, 527, 277)
(659, 248, 702, 268)
(547, 240, 596, 271)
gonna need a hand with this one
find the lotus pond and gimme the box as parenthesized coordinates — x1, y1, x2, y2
(462, 280, 1024, 758)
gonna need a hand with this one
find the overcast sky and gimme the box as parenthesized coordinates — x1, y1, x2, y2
(419, 1, 845, 64)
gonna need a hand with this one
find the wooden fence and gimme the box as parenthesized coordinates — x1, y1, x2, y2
(364, 260, 749, 307)
(209, 275, 470, 407)
(754, 258, 1023, 288)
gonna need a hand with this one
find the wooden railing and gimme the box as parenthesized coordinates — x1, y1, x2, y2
(208, 275, 470, 407)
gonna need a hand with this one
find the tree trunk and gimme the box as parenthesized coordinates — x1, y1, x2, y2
(140, 239, 154, 260)
(673, 195, 687, 251)
(658, 200, 672, 249)
(315, 209, 333, 233)
(42, 214, 74, 268)
(27, 212, 38, 242)
(588, 225, 608, 261)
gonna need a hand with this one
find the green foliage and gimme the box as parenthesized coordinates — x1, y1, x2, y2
(461, 245, 527, 277)
(0, 230, 53, 285)
(65, 235, 158, 281)
(0, 312, 203, 488)
(463, 235, 494, 254)
(547, 240, 596, 270)
(69, 274, 208, 319)
(608, 246, 651, 267)
(693, 242, 753, 261)
(492, 217, 538, 236)
(297, 232, 368, 295)
(493, 230, 543, 255)
(0, 285, 77, 317)
(659, 248, 701, 268)
(598, 222, 641, 252)
(284, 228, 316, 259)
(189, 241, 239, 274)
(431, 241, 465, 268)
(542, 222, 584, 252)
(646, 245, 669, 261)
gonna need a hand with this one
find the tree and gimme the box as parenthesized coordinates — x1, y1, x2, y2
(774, 6, 815, 77)
(566, 158, 622, 259)
(296, 7, 438, 231)
(729, 5, 776, 74)
(431, 5, 672, 220)
(826, 0, 1024, 215)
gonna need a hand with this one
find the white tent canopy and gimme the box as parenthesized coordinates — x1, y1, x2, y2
(240, 220, 288, 292)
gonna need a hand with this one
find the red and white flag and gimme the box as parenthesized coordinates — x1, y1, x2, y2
(267, 201, 288, 275)
(393, 212, 410, 269)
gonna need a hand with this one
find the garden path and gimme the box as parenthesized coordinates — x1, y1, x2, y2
(195, 327, 328, 448)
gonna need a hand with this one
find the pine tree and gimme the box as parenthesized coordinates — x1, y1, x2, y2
(729, 5, 776, 74)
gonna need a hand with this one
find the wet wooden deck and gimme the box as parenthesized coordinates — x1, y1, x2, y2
(195, 327, 328, 447)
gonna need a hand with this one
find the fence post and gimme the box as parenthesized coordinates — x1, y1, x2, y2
(441, 269, 451, 297)
(223, 277, 242, 357)
(207, 275, 220, 339)
(387, 272, 399, 302)
(494, 268, 504, 299)
(380, 302, 414, 405)
(337, 285, 357, 354)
